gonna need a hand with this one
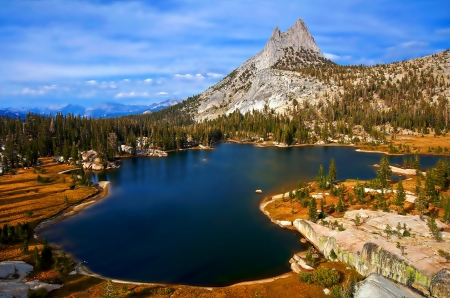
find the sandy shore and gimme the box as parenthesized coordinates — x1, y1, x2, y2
(76, 260, 294, 290)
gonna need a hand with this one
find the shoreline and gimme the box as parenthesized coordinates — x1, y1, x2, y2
(83, 139, 450, 174)
(33, 181, 110, 238)
(75, 260, 294, 290)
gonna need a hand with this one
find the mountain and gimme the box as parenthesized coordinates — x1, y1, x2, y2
(181, 19, 332, 121)
(175, 18, 450, 124)
(0, 98, 181, 118)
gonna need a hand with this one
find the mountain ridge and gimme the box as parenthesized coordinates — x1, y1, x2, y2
(0, 98, 181, 119)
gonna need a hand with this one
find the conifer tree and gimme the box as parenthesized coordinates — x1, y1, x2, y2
(327, 158, 337, 187)
(394, 180, 406, 210)
(377, 156, 392, 188)
(316, 165, 325, 190)
(308, 197, 318, 222)
(427, 216, 443, 242)
(336, 196, 344, 213)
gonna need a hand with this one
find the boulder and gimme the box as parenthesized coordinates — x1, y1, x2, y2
(353, 274, 424, 298)
(0, 261, 33, 281)
(25, 280, 62, 292)
(91, 163, 104, 171)
(0, 282, 29, 298)
(430, 269, 450, 298)
(278, 220, 292, 227)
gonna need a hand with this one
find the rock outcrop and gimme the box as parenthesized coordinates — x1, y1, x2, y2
(292, 210, 450, 297)
(353, 274, 424, 298)
(430, 269, 450, 298)
(0, 261, 62, 298)
(254, 19, 323, 70)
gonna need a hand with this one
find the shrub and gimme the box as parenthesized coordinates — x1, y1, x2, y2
(329, 249, 338, 260)
(312, 267, 341, 287)
(299, 272, 313, 284)
(330, 285, 350, 298)
(28, 288, 48, 298)
(438, 249, 450, 260)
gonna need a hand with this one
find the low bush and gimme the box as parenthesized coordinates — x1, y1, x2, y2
(28, 288, 48, 298)
(299, 267, 341, 288)
(299, 272, 313, 283)
(312, 267, 341, 287)
(330, 285, 351, 298)
(438, 249, 450, 260)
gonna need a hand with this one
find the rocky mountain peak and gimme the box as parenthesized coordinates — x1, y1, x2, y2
(255, 18, 323, 70)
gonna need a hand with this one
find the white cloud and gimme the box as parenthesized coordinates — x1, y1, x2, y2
(323, 52, 351, 60)
(174, 73, 206, 80)
(86, 80, 97, 85)
(144, 78, 153, 83)
(123, 79, 130, 82)
(436, 28, 450, 34)
(156, 91, 168, 95)
(21, 87, 44, 95)
(115, 92, 150, 98)
(398, 41, 427, 48)
(43, 84, 58, 90)
(174, 73, 194, 79)
(21, 84, 58, 95)
(207, 72, 223, 78)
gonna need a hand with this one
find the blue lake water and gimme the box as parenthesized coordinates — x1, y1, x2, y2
(40, 144, 448, 286)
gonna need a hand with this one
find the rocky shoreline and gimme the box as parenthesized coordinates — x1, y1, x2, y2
(261, 188, 450, 297)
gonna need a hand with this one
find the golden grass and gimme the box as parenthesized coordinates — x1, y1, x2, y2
(359, 134, 450, 156)
(392, 134, 450, 154)
(0, 157, 97, 226)
(50, 271, 331, 298)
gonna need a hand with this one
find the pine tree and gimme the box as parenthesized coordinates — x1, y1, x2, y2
(443, 196, 450, 224)
(425, 170, 437, 203)
(316, 165, 326, 190)
(336, 196, 344, 213)
(308, 197, 318, 222)
(377, 156, 392, 188)
(41, 238, 53, 268)
(394, 180, 406, 210)
(414, 175, 422, 195)
(327, 158, 337, 187)
(427, 216, 443, 242)
(415, 189, 427, 220)
(33, 246, 42, 270)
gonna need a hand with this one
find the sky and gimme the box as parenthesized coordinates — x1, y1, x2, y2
(1, 0, 449, 109)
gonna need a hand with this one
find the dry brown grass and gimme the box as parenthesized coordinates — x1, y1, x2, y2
(50, 271, 331, 298)
(359, 134, 450, 156)
(0, 157, 97, 226)
(392, 134, 450, 154)
(50, 260, 362, 298)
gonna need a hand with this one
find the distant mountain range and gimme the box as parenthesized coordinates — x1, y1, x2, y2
(0, 98, 181, 119)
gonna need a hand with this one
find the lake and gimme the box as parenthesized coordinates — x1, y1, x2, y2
(40, 144, 447, 286)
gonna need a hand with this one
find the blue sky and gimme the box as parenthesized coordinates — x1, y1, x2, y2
(1, 0, 449, 109)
